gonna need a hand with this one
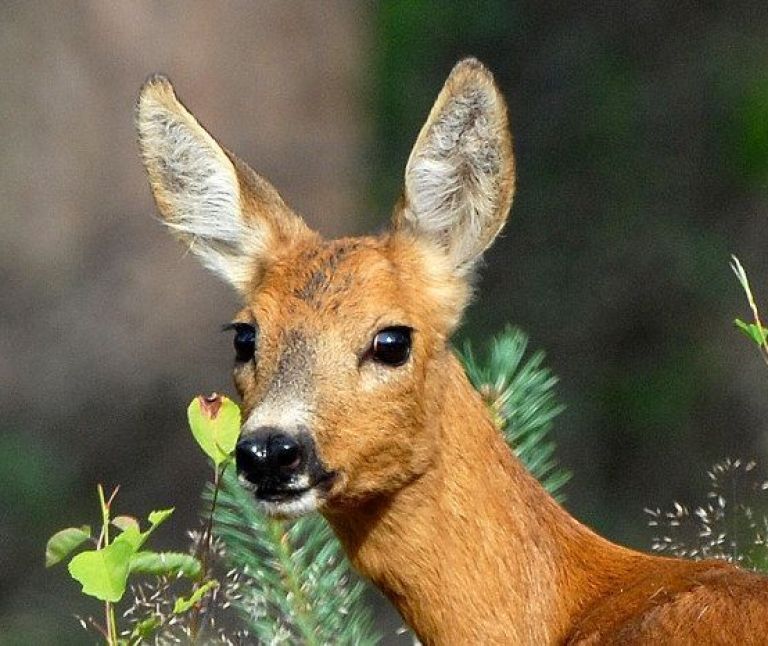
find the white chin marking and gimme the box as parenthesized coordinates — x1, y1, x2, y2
(256, 489, 320, 519)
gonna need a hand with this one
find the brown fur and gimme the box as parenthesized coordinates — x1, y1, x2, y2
(137, 58, 768, 644)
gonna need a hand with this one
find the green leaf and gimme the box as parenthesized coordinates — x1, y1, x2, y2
(115, 525, 144, 552)
(65, 508, 176, 602)
(129, 551, 202, 578)
(67, 539, 135, 602)
(147, 508, 174, 529)
(173, 579, 219, 614)
(45, 526, 91, 567)
(187, 394, 241, 466)
(734, 319, 768, 346)
(112, 515, 139, 532)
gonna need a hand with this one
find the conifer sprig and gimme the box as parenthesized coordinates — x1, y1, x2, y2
(461, 326, 570, 500)
(211, 471, 377, 645)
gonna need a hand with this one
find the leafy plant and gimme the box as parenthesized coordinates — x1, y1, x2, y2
(45, 485, 199, 644)
(211, 472, 377, 645)
(45, 394, 241, 644)
(731, 255, 768, 365)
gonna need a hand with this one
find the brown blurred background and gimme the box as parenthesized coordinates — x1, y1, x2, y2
(2, 1, 768, 643)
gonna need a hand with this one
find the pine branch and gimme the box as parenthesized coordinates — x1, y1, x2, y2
(210, 470, 377, 645)
(461, 325, 570, 500)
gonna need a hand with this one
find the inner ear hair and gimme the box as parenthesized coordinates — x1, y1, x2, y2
(136, 75, 313, 293)
(399, 58, 515, 276)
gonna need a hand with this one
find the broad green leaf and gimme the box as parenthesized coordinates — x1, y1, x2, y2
(734, 319, 768, 346)
(173, 579, 219, 614)
(129, 551, 202, 578)
(115, 525, 144, 552)
(67, 539, 135, 602)
(187, 394, 241, 466)
(112, 515, 139, 532)
(45, 525, 91, 567)
(66, 507, 176, 602)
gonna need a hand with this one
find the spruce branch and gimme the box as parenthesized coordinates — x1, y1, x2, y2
(461, 325, 570, 500)
(210, 470, 377, 644)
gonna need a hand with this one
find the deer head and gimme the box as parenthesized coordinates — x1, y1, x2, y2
(136, 58, 515, 518)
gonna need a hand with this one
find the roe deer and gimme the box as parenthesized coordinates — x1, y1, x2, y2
(136, 59, 768, 644)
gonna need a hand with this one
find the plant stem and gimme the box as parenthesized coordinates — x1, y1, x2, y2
(107, 602, 118, 645)
(83, 616, 110, 641)
(97, 484, 108, 549)
(731, 256, 768, 366)
(97, 485, 122, 645)
(189, 462, 229, 639)
(200, 463, 226, 576)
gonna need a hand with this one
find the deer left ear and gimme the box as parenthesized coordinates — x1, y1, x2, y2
(136, 74, 313, 295)
(394, 58, 515, 276)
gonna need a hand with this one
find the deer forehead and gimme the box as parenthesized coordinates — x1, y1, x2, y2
(237, 237, 426, 426)
(245, 236, 424, 326)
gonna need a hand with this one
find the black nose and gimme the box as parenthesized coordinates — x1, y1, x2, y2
(236, 431, 304, 485)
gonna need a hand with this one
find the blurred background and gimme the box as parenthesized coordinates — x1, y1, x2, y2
(2, 1, 768, 642)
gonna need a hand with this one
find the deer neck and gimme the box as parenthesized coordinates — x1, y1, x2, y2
(327, 352, 642, 645)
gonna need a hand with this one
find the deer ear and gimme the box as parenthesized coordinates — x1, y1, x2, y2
(395, 58, 515, 276)
(136, 75, 311, 293)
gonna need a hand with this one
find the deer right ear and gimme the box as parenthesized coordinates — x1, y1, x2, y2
(136, 75, 311, 294)
(394, 59, 515, 277)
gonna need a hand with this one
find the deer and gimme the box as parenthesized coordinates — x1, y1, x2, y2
(136, 58, 768, 644)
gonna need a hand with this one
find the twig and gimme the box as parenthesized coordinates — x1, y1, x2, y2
(97, 484, 122, 645)
(730, 255, 768, 366)
(82, 615, 110, 641)
(189, 461, 229, 638)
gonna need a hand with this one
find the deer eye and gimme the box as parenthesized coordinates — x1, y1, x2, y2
(371, 327, 412, 367)
(229, 323, 257, 362)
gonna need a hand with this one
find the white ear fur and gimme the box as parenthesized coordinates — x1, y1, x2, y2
(136, 75, 301, 292)
(399, 58, 515, 275)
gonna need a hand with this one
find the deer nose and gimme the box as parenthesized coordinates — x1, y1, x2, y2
(236, 431, 304, 485)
